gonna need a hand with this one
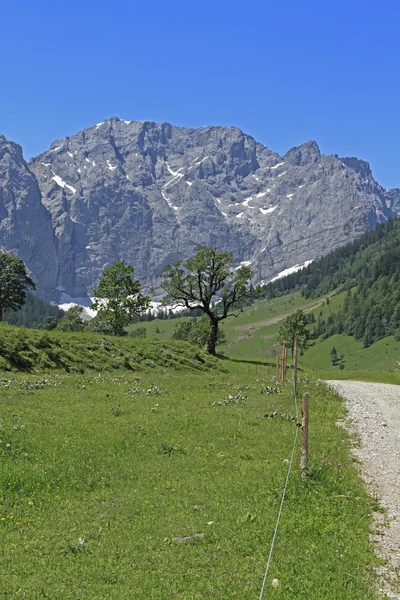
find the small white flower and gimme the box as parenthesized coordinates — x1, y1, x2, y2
(78, 537, 85, 546)
(207, 521, 213, 525)
(28, 501, 33, 507)
(6, 444, 11, 448)
(272, 578, 280, 588)
(283, 458, 289, 465)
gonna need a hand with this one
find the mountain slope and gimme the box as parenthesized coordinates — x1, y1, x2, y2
(0, 136, 58, 298)
(2, 118, 400, 301)
(263, 217, 400, 346)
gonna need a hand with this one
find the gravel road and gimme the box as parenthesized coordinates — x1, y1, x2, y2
(326, 380, 400, 598)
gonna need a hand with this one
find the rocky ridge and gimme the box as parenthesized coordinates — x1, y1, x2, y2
(0, 135, 57, 298)
(1, 118, 400, 301)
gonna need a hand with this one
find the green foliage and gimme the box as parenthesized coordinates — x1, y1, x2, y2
(129, 326, 147, 339)
(278, 309, 310, 354)
(0, 253, 35, 321)
(330, 346, 345, 368)
(85, 314, 114, 335)
(330, 346, 338, 365)
(264, 218, 400, 346)
(162, 246, 252, 354)
(4, 292, 64, 329)
(41, 316, 59, 330)
(57, 305, 85, 332)
(172, 320, 193, 341)
(172, 315, 226, 348)
(92, 261, 150, 336)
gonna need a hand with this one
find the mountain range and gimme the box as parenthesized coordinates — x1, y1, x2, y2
(1, 117, 399, 303)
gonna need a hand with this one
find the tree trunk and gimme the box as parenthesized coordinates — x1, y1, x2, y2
(205, 318, 218, 355)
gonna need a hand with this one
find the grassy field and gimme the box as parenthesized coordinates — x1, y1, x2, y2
(301, 334, 400, 383)
(128, 291, 400, 383)
(1, 290, 395, 597)
(0, 357, 380, 598)
(128, 293, 329, 360)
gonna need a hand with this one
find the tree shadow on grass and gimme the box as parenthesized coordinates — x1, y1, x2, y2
(217, 354, 306, 373)
(216, 355, 276, 368)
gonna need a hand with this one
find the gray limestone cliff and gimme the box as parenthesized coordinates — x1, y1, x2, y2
(0, 135, 57, 299)
(0, 120, 398, 301)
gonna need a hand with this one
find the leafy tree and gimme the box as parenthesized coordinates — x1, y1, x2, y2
(172, 315, 226, 349)
(85, 314, 114, 335)
(162, 246, 252, 355)
(0, 253, 35, 321)
(277, 309, 310, 356)
(92, 261, 150, 336)
(189, 315, 226, 348)
(172, 320, 193, 341)
(41, 316, 59, 330)
(57, 305, 85, 332)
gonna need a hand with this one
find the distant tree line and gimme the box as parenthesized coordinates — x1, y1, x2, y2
(4, 292, 64, 328)
(139, 306, 203, 322)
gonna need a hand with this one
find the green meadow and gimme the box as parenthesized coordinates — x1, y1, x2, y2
(128, 290, 400, 383)
(1, 289, 394, 598)
(1, 361, 379, 598)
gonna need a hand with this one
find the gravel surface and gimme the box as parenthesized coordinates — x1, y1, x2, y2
(326, 380, 400, 599)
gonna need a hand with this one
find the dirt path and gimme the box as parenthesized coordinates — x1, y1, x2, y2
(232, 295, 333, 339)
(326, 380, 400, 598)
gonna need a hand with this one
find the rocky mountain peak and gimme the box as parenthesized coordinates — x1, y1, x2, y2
(0, 136, 24, 164)
(340, 156, 373, 179)
(1, 120, 399, 303)
(284, 140, 321, 166)
(0, 135, 57, 298)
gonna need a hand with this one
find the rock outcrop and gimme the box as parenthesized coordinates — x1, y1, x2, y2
(1, 119, 398, 301)
(0, 135, 57, 298)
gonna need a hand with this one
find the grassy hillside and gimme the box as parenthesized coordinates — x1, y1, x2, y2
(263, 217, 400, 348)
(128, 292, 321, 357)
(0, 323, 218, 373)
(303, 334, 400, 383)
(126, 289, 400, 383)
(0, 360, 379, 598)
(127, 315, 193, 338)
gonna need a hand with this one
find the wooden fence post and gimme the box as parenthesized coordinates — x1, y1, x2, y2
(284, 344, 287, 382)
(293, 343, 298, 397)
(276, 356, 279, 379)
(300, 392, 309, 480)
(280, 342, 286, 383)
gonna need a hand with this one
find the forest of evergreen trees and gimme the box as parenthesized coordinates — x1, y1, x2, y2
(263, 218, 400, 347)
(4, 293, 64, 328)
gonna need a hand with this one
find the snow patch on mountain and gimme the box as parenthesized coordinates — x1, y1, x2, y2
(51, 175, 76, 194)
(270, 260, 313, 282)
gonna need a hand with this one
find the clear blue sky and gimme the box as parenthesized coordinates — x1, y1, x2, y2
(2, 0, 400, 188)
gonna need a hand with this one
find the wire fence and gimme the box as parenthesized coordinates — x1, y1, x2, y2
(258, 371, 300, 600)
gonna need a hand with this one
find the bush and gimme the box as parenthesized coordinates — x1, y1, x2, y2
(172, 316, 226, 348)
(129, 327, 147, 339)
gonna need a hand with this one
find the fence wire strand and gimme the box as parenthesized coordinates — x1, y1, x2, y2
(258, 370, 300, 600)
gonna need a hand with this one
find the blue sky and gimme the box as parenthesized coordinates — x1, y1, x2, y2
(2, 0, 400, 188)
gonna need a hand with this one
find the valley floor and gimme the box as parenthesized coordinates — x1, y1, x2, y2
(327, 381, 400, 599)
(0, 361, 380, 599)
